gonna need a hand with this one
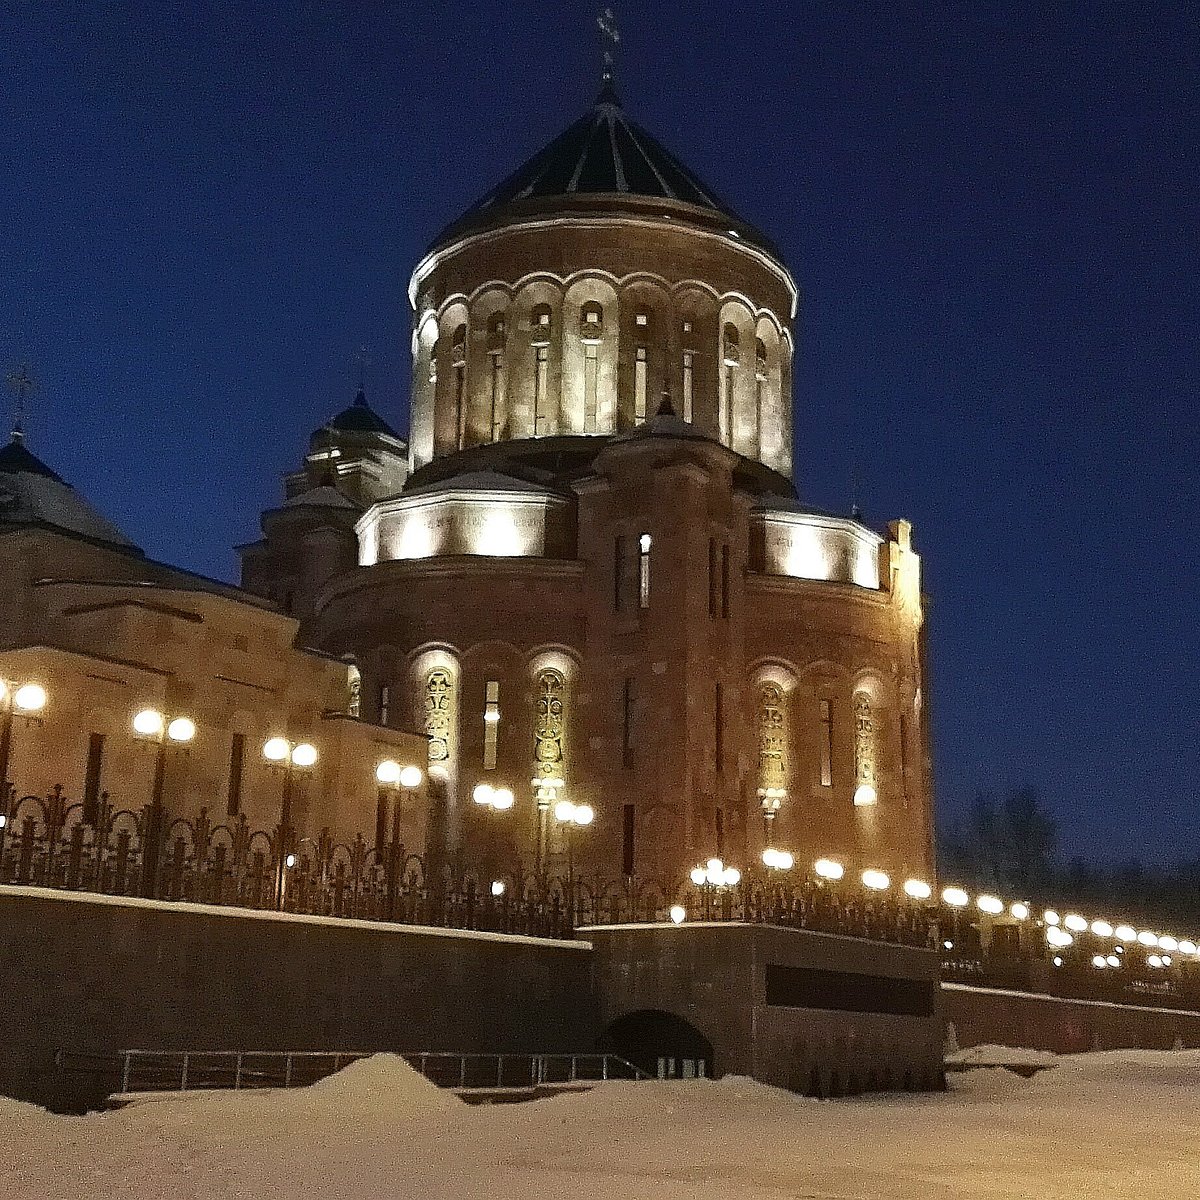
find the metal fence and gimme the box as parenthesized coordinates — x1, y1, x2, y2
(102, 1049, 649, 1095)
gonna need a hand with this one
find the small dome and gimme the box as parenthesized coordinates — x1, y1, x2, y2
(323, 389, 398, 438)
(0, 437, 140, 550)
(433, 88, 776, 255)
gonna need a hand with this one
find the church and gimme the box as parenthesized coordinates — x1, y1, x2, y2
(2, 74, 934, 890)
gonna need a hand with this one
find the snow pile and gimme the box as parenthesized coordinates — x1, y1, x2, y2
(947, 1043, 1059, 1069)
(5, 1050, 1200, 1198)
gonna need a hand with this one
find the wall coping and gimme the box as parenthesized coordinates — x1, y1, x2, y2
(0, 885, 592, 951)
(580, 920, 938, 956)
(944, 981, 1200, 1019)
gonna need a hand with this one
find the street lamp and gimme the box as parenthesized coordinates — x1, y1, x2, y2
(131, 707, 195, 898)
(376, 759, 424, 916)
(0, 678, 48, 799)
(761, 847, 795, 870)
(262, 736, 318, 908)
(551, 798, 593, 919)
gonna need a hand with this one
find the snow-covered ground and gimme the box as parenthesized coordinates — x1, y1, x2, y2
(5, 1050, 1200, 1199)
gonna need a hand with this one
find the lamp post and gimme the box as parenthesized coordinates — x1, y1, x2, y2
(262, 736, 317, 909)
(377, 759, 423, 918)
(688, 857, 741, 920)
(0, 679, 48, 802)
(131, 708, 196, 898)
(550, 798, 594, 923)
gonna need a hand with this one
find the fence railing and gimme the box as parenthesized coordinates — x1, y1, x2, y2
(4, 785, 1200, 1012)
(101, 1049, 649, 1095)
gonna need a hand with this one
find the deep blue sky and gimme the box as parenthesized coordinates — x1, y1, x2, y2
(2, 2, 1196, 862)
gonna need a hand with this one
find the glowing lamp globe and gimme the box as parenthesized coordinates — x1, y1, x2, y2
(1137, 930, 1158, 947)
(263, 737, 290, 762)
(553, 799, 576, 822)
(1064, 914, 1088, 933)
(399, 766, 423, 789)
(904, 879, 932, 900)
(862, 869, 889, 891)
(574, 804, 594, 826)
(291, 743, 318, 768)
(814, 858, 844, 881)
(473, 783, 494, 806)
(1010, 903, 1030, 920)
(942, 887, 969, 908)
(722, 867, 741, 886)
(1091, 920, 1113, 938)
(492, 788, 515, 811)
(689, 867, 706, 886)
(133, 709, 165, 737)
(977, 895, 1004, 915)
(853, 783, 877, 807)
(166, 717, 196, 743)
(13, 683, 47, 713)
(376, 760, 402, 786)
(490, 880, 506, 898)
(669, 905, 686, 925)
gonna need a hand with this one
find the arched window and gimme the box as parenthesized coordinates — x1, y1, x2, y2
(580, 303, 604, 432)
(424, 668, 455, 770)
(531, 305, 552, 435)
(487, 313, 506, 441)
(720, 323, 740, 444)
(451, 324, 468, 449)
(638, 532, 651, 609)
(533, 668, 566, 783)
(754, 337, 769, 450)
(853, 691, 877, 806)
(345, 662, 361, 718)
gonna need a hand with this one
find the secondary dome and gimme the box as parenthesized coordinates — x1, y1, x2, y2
(0, 436, 140, 550)
(431, 85, 776, 255)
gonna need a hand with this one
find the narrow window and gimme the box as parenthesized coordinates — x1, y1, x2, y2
(489, 351, 504, 441)
(682, 350, 694, 422)
(714, 683, 723, 774)
(227, 732, 245, 818)
(635, 346, 648, 420)
(754, 336, 768, 450)
(638, 533, 651, 609)
(584, 342, 599, 432)
(708, 538, 717, 617)
(613, 535, 626, 613)
(721, 544, 730, 618)
(622, 678, 634, 769)
(378, 684, 390, 727)
(452, 324, 467, 448)
(820, 699, 833, 787)
(622, 803, 635, 876)
(82, 732, 105, 824)
(534, 345, 549, 434)
(721, 323, 739, 445)
(483, 680, 500, 770)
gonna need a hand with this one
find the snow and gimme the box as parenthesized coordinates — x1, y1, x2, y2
(946, 1043, 1060, 1069)
(5, 1050, 1200, 1198)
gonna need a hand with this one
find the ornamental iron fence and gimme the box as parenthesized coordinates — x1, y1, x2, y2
(2, 784, 1199, 1011)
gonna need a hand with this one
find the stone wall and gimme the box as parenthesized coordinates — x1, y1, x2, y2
(0, 887, 594, 1111)
(943, 982, 1200, 1053)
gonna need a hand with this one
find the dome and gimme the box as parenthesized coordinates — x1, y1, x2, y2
(0, 436, 140, 550)
(431, 86, 777, 256)
(321, 389, 398, 439)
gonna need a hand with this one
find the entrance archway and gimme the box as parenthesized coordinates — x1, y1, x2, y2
(599, 1009, 715, 1080)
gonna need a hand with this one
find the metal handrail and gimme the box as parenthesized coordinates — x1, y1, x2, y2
(113, 1049, 650, 1095)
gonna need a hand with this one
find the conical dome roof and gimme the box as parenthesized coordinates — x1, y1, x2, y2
(0, 436, 140, 550)
(432, 86, 776, 254)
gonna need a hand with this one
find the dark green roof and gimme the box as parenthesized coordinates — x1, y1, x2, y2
(435, 87, 776, 254)
(325, 390, 398, 438)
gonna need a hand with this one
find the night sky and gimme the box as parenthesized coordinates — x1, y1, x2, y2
(2, 2, 1196, 862)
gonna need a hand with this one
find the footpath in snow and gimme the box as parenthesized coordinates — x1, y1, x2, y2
(5, 1049, 1200, 1199)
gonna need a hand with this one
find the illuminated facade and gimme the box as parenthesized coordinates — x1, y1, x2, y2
(240, 82, 935, 883)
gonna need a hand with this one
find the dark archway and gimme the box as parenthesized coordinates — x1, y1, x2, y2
(598, 1009, 715, 1080)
